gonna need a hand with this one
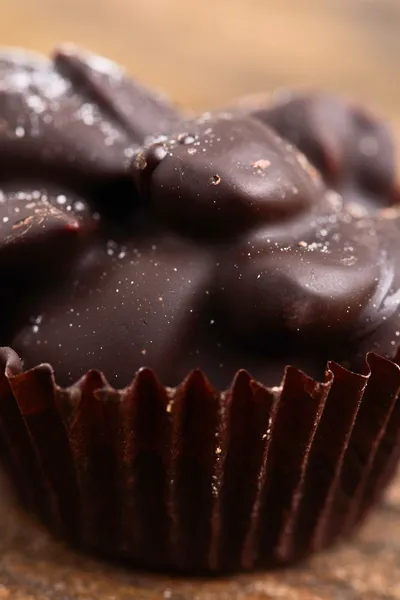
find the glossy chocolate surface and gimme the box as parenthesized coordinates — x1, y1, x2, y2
(1, 47, 400, 388)
(237, 91, 398, 207)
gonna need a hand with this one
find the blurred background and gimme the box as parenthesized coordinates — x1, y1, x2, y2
(1, 0, 400, 127)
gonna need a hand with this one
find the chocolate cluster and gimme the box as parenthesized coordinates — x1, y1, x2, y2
(1, 45, 400, 573)
(0, 47, 399, 390)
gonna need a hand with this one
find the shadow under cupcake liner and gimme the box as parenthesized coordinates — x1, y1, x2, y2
(0, 346, 400, 573)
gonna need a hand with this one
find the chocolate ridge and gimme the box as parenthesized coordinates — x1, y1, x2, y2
(54, 44, 182, 143)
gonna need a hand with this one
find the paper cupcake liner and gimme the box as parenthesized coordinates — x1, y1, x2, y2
(0, 346, 399, 573)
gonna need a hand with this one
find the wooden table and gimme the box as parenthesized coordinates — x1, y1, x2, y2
(1, 0, 400, 597)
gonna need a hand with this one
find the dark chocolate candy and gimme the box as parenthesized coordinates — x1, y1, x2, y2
(55, 45, 182, 143)
(0, 46, 181, 207)
(0, 185, 94, 339)
(235, 91, 398, 207)
(0, 187, 86, 272)
(0, 47, 399, 388)
(132, 114, 327, 237)
(13, 235, 215, 386)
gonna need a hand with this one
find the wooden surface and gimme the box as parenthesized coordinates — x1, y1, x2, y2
(1, 0, 400, 597)
(1, 473, 400, 600)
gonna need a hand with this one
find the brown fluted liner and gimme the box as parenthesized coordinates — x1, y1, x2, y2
(0, 346, 400, 573)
